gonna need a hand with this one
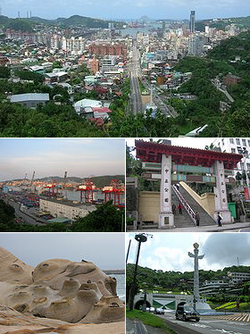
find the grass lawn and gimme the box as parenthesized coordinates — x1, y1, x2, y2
(215, 302, 250, 311)
(127, 309, 177, 334)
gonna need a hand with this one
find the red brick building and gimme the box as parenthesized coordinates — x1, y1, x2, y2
(88, 43, 127, 57)
(223, 74, 241, 86)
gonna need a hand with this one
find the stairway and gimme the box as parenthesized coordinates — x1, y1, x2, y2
(178, 184, 216, 227)
(172, 191, 195, 228)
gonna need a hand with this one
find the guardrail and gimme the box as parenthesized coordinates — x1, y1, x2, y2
(172, 185, 197, 226)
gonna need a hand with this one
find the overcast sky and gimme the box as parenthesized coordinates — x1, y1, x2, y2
(126, 233, 250, 272)
(0, 233, 125, 269)
(1, 0, 249, 20)
(0, 138, 125, 181)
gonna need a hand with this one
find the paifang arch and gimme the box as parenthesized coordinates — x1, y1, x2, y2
(135, 140, 243, 228)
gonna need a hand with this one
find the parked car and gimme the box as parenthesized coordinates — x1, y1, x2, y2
(175, 302, 200, 322)
(155, 307, 165, 315)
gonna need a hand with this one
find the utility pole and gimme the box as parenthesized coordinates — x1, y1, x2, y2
(126, 239, 131, 264)
(129, 233, 152, 310)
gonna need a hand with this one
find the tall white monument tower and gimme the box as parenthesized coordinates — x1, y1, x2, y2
(188, 243, 204, 310)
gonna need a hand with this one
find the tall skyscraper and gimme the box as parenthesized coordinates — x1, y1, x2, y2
(190, 10, 195, 33)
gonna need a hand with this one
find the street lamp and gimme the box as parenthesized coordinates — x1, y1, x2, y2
(128, 233, 152, 310)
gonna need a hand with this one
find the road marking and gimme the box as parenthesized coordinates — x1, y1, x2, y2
(190, 323, 211, 328)
(211, 329, 243, 334)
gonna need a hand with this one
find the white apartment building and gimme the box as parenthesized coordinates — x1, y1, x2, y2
(40, 198, 96, 220)
(199, 280, 232, 296)
(50, 34, 62, 49)
(227, 271, 250, 284)
(214, 138, 250, 177)
(62, 36, 85, 54)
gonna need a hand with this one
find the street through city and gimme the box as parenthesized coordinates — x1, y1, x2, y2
(129, 41, 178, 118)
(129, 40, 143, 114)
(3, 198, 43, 226)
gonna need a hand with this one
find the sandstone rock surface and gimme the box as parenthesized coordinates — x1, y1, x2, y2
(0, 247, 125, 333)
(0, 306, 125, 334)
(0, 247, 33, 285)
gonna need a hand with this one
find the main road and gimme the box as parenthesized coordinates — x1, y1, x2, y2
(128, 41, 178, 118)
(3, 198, 44, 226)
(159, 312, 250, 334)
(129, 40, 143, 114)
(126, 313, 250, 334)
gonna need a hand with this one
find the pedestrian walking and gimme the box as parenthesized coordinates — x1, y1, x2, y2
(178, 203, 183, 214)
(194, 211, 200, 227)
(172, 203, 176, 215)
(217, 212, 223, 227)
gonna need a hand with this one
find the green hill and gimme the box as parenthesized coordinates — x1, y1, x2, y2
(0, 14, 123, 30)
(58, 15, 109, 28)
(35, 175, 125, 188)
(208, 31, 250, 62)
(0, 17, 34, 32)
(127, 263, 250, 291)
(28, 14, 109, 28)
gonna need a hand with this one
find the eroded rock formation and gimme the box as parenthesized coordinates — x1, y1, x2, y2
(0, 247, 125, 333)
(0, 247, 33, 285)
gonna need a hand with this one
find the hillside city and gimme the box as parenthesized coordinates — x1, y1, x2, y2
(0, 174, 125, 231)
(1, 12, 250, 136)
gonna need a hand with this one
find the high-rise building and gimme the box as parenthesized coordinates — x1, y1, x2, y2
(188, 35, 206, 56)
(213, 138, 250, 184)
(190, 10, 195, 33)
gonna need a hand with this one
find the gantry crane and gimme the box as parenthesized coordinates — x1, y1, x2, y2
(76, 179, 96, 203)
(102, 179, 125, 207)
(30, 171, 35, 186)
(44, 180, 59, 196)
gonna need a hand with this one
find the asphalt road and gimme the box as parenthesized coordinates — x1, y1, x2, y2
(126, 317, 164, 334)
(127, 316, 204, 334)
(142, 79, 178, 118)
(129, 41, 143, 114)
(6, 200, 43, 226)
(126, 314, 250, 334)
(158, 313, 250, 334)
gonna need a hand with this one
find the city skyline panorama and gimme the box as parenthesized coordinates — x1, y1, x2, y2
(0, 0, 249, 20)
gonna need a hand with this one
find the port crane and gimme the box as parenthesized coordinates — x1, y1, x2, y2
(102, 179, 124, 207)
(76, 179, 96, 203)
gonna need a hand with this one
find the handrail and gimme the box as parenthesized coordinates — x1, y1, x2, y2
(172, 185, 197, 226)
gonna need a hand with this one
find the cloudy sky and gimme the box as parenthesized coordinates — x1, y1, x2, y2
(126, 233, 250, 272)
(0, 0, 249, 20)
(0, 233, 125, 269)
(0, 138, 125, 181)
